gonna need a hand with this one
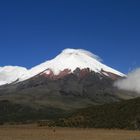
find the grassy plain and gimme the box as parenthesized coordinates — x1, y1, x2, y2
(0, 125, 139, 140)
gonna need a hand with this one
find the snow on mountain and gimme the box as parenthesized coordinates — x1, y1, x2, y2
(0, 49, 125, 86)
(0, 66, 28, 85)
(19, 48, 125, 81)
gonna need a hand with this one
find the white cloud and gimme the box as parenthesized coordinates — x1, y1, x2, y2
(114, 68, 140, 93)
(62, 48, 102, 62)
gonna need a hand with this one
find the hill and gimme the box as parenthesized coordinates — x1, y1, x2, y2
(0, 97, 140, 130)
(55, 97, 140, 130)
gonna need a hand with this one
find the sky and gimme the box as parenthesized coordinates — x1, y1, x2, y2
(0, 0, 140, 74)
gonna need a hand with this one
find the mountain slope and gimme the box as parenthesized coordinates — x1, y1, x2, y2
(0, 69, 136, 111)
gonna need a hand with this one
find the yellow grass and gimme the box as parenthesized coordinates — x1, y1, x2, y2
(0, 125, 140, 140)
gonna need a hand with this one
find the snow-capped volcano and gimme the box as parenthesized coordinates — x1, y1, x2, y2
(0, 49, 125, 85)
(20, 49, 125, 80)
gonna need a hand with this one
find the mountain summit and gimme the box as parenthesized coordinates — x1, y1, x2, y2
(0, 49, 125, 85)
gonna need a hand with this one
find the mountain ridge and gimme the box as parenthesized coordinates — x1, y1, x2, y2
(0, 48, 125, 86)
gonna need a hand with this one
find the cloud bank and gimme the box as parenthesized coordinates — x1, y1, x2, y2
(114, 68, 140, 93)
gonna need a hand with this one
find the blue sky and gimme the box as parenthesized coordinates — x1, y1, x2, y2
(0, 0, 140, 73)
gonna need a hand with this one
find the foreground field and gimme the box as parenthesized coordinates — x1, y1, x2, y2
(0, 125, 140, 140)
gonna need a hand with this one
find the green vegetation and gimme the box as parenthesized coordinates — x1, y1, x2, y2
(55, 97, 140, 130)
(0, 98, 140, 130)
(0, 100, 70, 124)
